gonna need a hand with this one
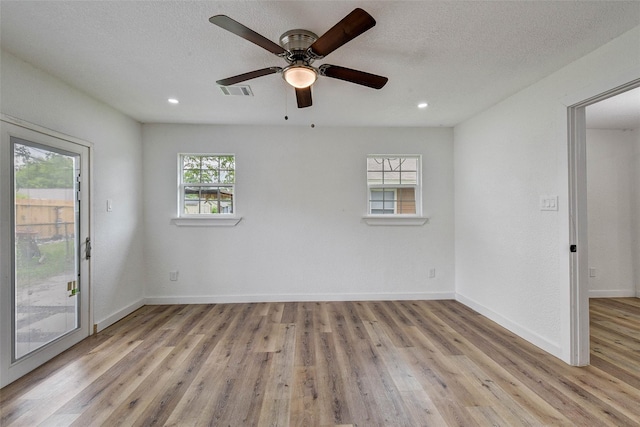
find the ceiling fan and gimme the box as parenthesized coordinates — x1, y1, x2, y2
(209, 8, 388, 108)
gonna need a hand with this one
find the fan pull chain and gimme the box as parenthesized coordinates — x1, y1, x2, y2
(284, 84, 289, 121)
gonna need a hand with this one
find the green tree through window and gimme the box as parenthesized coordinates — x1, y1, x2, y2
(14, 145, 74, 189)
(180, 155, 235, 215)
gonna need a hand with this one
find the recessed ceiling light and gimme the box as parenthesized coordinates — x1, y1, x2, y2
(418, 102, 428, 109)
(168, 98, 179, 104)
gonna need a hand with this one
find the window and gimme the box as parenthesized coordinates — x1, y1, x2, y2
(367, 155, 420, 215)
(179, 154, 235, 216)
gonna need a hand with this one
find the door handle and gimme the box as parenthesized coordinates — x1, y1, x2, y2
(85, 237, 92, 259)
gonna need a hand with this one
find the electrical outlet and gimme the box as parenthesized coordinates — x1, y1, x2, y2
(170, 271, 179, 281)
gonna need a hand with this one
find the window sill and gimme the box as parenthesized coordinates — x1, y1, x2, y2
(171, 216, 242, 227)
(362, 216, 429, 226)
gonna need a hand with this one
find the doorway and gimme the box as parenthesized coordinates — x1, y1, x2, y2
(567, 78, 640, 366)
(585, 89, 639, 298)
(0, 117, 92, 387)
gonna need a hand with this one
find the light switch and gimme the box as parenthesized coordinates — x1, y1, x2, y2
(107, 199, 113, 212)
(540, 195, 558, 211)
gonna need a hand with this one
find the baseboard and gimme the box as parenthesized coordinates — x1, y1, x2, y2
(588, 289, 637, 298)
(144, 291, 456, 305)
(454, 293, 563, 360)
(95, 299, 145, 333)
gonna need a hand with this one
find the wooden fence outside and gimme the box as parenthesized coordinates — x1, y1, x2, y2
(15, 199, 75, 241)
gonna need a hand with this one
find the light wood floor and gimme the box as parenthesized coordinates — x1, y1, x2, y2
(1, 298, 639, 426)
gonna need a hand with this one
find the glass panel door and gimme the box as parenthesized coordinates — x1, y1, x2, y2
(2, 119, 90, 387)
(13, 139, 80, 360)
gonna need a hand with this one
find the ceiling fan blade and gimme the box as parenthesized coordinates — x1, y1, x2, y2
(320, 65, 388, 89)
(309, 8, 376, 58)
(296, 87, 312, 108)
(209, 15, 286, 56)
(216, 67, 281, 86)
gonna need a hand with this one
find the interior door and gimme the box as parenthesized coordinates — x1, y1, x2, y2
(0, 118, 91, 387)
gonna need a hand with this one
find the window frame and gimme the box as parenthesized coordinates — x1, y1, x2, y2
(173, 153, 241, 227)
(364, 154, 427, 226)
(369, 188, 397, 214)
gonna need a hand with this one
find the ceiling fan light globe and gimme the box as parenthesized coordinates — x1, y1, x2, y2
(283, 66, 317, 88)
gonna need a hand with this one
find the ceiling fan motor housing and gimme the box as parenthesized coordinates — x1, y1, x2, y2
(279, 29, 318, 63)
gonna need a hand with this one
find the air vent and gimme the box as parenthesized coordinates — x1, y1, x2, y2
(219, 85, 253, 96)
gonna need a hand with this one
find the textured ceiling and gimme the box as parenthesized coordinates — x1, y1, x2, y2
(1, 1, 639, 127)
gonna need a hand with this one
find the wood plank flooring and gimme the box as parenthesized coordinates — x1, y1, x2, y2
(1, 298, 639, 426)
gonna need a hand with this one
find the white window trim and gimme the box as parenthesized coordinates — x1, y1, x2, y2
(174, 153, 242, 227)
(171, 216, 242, 227)
(362, 215, 429, 226)
(364, 154, 428, 226)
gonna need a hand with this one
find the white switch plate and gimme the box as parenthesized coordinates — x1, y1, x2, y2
(169, 271, 179, 281)
(589, 268, 596, 278)
(106, 199, 113, 212)
(429, 268, 436, 278)
(540, 195, 558, 211)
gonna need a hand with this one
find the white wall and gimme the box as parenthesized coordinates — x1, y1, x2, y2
(142, 124, 454, 302)
(454, 26, 640, 362)
(586, 129, 638, 297)
(0, 50, 145, 329)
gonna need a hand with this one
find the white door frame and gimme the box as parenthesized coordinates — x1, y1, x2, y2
(566, 77, 640, 366)
(0, 115, 93, 387)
